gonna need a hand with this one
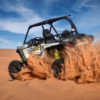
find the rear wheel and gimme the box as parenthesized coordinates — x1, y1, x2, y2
(52, 59, 64, 77)
(8, 60, 23, 79)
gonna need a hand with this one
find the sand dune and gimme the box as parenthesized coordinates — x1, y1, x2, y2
(0, 49, 100, 100)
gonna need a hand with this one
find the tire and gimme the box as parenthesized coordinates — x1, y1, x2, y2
(51, 59, 64, 77)
(8, 60, 23, 79)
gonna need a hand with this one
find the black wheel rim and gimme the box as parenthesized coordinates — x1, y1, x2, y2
(11, 66, 18, 73)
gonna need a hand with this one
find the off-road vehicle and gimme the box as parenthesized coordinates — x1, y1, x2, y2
(8, 15, 94, 79)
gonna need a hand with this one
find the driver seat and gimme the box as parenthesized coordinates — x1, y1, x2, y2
(43, 29, 55, 43)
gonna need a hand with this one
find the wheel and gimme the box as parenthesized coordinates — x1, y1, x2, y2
(51, 59, 64, 77)
(8, 60, 23, 79)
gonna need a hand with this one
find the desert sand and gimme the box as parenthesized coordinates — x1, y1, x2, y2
(0, 49, 100, 100)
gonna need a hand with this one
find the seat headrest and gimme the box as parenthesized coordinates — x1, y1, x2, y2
(44, 29, 50, 34)
(62, 30, 69, 34)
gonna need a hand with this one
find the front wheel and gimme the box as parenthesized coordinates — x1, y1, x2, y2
(8, 60, 23, 79)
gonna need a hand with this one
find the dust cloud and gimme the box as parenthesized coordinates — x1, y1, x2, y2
(14, 39, 100, 83)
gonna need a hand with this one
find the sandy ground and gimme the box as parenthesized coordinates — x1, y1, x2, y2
(0, 49, 100, 100)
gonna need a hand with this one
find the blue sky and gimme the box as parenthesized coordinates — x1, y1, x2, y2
(0, 0, 100, 49)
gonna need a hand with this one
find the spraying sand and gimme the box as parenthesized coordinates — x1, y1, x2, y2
(1, 49, 100, 100)
(14, 39, 100, 83)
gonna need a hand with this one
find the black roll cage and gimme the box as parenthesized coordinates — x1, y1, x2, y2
(23, 15, 79, 44)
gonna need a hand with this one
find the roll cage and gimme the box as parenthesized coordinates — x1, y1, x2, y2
(23, 15, 79, 44)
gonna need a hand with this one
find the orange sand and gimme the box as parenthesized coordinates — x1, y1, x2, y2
(1, 49, 100, 100)
(15, 39, 100, 84)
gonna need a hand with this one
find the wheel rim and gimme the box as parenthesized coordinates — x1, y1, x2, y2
(11, 66, 18, 73)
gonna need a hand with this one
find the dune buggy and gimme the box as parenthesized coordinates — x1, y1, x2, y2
(8, 15, 94, 79)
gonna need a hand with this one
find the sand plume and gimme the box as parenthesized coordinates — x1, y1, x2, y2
(14, 54, 54, 81)
(14, 39, 100, 83)
(64, 40, 100, 83)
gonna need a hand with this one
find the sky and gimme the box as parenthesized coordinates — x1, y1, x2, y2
(0, 0, 100, 49)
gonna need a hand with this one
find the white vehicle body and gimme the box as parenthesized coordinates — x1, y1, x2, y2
(17, 42, 62, 60)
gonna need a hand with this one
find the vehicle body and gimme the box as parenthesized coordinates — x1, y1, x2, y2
(8, 15, 94, 79)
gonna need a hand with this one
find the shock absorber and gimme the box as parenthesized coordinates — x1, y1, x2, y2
(54, 49, 60, 59)
(53, 48, 65, 80)
(52, 49, 62, 77)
